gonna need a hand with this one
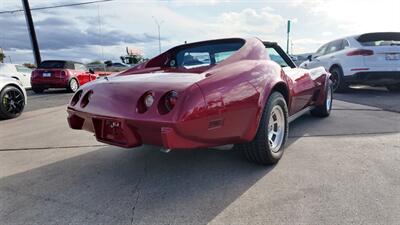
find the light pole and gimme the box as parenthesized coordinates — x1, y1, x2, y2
(152, 16, 164, 54)
(286, 20, 291, 54)
(22, 0, 41, 65)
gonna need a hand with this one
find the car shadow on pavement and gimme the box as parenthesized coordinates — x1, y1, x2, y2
(334, 86, 400, 113)
(0, 144, 282, 224)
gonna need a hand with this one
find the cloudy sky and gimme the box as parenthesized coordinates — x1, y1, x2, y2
(1, 0, 399, 64)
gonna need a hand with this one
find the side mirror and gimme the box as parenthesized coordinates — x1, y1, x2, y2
(307, 55, 313, 61)
(89, 68, 95, 74)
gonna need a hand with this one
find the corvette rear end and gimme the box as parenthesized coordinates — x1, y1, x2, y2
(67, 73, 209, 149)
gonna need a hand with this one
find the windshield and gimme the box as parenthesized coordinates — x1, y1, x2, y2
(174, 40, 244, 69)
(357, 32, 400, 46)
(38, 61, 66, 69)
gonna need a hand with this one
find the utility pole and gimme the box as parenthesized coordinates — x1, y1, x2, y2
(286, 20, 291, 54)
(152, 16, 163, 54)
(22, 0, 41, 66)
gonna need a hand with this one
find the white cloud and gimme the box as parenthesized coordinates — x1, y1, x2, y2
(208, 7, 285, 40)
(292, 0, 400, 34)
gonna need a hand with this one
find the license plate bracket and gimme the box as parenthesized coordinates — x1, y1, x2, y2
(102, 119, 125, 143)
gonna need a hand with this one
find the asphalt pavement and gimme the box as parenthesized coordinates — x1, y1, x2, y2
(0, 87, 399, 225)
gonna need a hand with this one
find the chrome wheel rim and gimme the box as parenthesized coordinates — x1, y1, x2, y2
(268, 105, 285, 153)
(70, 79, 78, 92)
(2, 89, 24, 115)
(326, 84, 332, 111)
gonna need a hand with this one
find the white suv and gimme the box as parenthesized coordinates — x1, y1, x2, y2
(300, 32, 400, 92)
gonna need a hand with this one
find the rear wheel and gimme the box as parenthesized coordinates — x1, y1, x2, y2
(330, 66, 348, 92)
(311, 80, 333, 117)
(236, 92, 288, 165)
(0, 86, 25, 119)
(67, 78, 79, 93)
(386, 85, 400, 92)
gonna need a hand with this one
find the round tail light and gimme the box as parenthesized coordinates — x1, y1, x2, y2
(70, 90, 83, 106)
(137, 91, 155, 113)
(80, 90, 93, 108)
(144, 93, 155, 108)
(165, 91, 178, 111)
(158, 91, 178, 115)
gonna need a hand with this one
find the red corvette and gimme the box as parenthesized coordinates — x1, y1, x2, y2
(67, 38, 332, 165)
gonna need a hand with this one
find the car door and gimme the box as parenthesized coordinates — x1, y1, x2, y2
(74, 63, 90, 85)
(319, 39, 346, 70)
(15, 65, 32, 88)
(267, 46, 314, 115)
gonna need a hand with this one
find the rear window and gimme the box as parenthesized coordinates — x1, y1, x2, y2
(38, 61, 66, 69)
(174, 40, 244, 69)
(357, 32, 400, 46)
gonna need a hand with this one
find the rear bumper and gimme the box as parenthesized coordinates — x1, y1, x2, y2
(31, 78, 69, 89)
(67, 108, 212, 149)
(344, 72, 400, 85)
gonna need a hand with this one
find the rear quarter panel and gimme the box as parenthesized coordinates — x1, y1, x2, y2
(196, 59, 287, 143)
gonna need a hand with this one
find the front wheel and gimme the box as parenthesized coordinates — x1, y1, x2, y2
(330, 67, 348, 92)
(236, 92, 289, 165)
(0, 86, 25, 119)
(311, 80, 333, 117)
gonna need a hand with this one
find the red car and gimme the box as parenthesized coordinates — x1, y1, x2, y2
(31, 60, 97, 93)
(67, 38, 332, 165)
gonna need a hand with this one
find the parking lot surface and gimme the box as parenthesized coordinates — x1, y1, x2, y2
(0, 87, 399, 225)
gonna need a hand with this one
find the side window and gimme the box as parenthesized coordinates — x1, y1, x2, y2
(15, 65, 32, 73)
(326, 40, 343, 54)
(267, 48, 289, 67)
(316, 44, 328, 56)
(342, 39, 350, 49)
(74, 63, 87, 71)
(182, 52, 210, 68)
(215, 51, 235, 64)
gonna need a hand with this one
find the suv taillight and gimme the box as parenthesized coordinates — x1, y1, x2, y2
(346, 49, 374, 56)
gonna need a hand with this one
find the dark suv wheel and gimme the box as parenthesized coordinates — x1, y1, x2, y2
(330, 66, 348, 92)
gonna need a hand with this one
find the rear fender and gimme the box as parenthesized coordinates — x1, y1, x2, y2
(243, 63, 289, 141)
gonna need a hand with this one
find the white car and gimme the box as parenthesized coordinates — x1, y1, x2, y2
(300, 32, 400, 92)
(0, 75, 27, 119)
(0, 63, 32, 89)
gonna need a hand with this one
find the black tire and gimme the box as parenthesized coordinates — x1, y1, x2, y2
(32, 87, 45, 94)
(67, 78, 79, 93)
(0, 86, 25, 119)
(311, 80, 333, 117)
(386, 85, 400, 92)
(236, 92, 289, 165)
(330, 66, 348, 93)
